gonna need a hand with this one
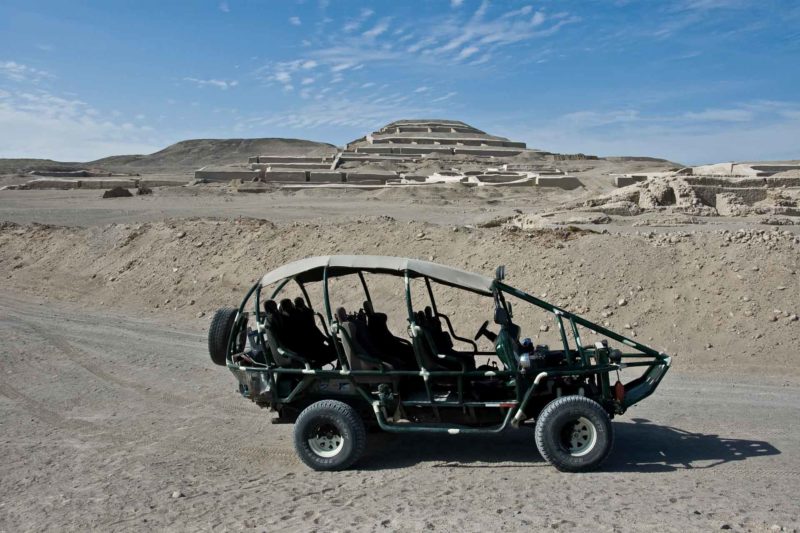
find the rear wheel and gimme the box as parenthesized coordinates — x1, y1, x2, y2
(534, 395, 613, 472)
(294, 400, 366, 471)
(208, 307, 237, 366)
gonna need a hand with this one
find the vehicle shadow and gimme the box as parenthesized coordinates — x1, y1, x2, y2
(603, 417, 780, 473)
(358, 417, 780, 472)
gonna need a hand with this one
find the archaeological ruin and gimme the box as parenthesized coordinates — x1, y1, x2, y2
(196, 119, 582, 189)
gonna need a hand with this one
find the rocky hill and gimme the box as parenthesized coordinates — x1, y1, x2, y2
(0, 138, 337, 175)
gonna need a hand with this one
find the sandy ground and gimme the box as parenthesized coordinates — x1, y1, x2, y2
(0, 180, 606, 227)
(1, 182, 799, 531)
(1, 292, 798, 532)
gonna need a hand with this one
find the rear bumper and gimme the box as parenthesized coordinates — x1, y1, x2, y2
(229, 366, 273, 402)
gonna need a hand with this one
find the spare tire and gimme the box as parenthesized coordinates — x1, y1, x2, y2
(208, 307, 238, 366)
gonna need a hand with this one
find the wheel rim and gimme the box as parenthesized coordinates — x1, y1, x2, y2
(308, 423, 344, 458)
(561, 416, 597, 457)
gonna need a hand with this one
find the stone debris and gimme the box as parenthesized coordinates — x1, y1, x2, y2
(578, 174, 800, 219)
(102, 187, 133, 198)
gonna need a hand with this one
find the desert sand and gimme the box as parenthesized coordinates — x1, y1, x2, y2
(1, 134, 799, 532)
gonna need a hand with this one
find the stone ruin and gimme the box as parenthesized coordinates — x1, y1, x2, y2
(195, 119, 584, 190)
(579, 174, 800, 218)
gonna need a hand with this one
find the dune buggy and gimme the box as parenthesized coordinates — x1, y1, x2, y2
(208, 255, 671, 472)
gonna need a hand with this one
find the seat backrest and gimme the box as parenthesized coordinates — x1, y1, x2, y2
(336, 306, 389, 371)
(411, 311, 446, 370)
(262, 299, 293, 367)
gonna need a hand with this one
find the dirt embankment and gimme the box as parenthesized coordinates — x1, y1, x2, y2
(1, 217, 798, 379)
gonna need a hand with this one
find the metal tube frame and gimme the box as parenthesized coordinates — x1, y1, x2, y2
(226, 269, 671, 432)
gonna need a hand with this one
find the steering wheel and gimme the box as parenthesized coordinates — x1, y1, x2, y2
(474, 320, 490, 341)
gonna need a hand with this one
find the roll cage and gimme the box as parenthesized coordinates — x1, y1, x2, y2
(225, 255, 671, 433)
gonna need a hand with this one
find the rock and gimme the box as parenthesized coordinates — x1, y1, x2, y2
(769, 315, 778, 322)
(102, 187, 133, 198)
(176, 231, 186, 239)
(194, 241, 204, 248)
(624, 323, 632, 329)
(188, 299, 195, 306)
(136, 185, 152, 196)
(789, 314, 798, 322)
(416, 232, 425, 238)
(171, 490, 184, 499)
(720, 524, 731, 530)
(618, 298, 627, 306)
(196, 311, 205, 318)
(539, 324, 549, 332)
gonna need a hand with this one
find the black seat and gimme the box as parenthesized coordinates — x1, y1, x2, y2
(411, 311, 461, 372)
(335, 307, 391, 371)
(363, 301, 417, 370)
(262, 298, 337, 368)
(415, 310, 475, 371)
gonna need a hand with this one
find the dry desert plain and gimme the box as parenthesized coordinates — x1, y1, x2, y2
(1, 153, 799, 532)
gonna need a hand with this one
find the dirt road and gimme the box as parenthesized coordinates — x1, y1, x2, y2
(1, 291, 797, 532)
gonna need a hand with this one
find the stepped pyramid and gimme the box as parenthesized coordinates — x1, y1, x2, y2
(198, 119, 577, 187)
(345, 119, 529, 157)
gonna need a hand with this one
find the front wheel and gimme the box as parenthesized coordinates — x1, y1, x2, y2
(293, 400, 367, 471)
(534, 395, 613, 472)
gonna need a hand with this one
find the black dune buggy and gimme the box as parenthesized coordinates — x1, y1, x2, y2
(208, 255, 670, 471)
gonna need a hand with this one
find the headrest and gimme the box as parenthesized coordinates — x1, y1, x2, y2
(363, 300, 374, 315)
(294, 297, 308, 310)
(415, 310, 426, 323)
(335, 307, 348, 323)
(263, 300, 278, 314)
(424, 306, 434, 320)
(279, 298, 295, 314)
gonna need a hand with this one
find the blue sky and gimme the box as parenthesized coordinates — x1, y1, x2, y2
(1, 0, 798, 164)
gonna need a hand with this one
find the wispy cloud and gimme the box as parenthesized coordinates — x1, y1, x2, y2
(240, 95, 439, 131)
(682, 108, 753, 122)
(343, 8, 374, 32)
(450, 0, 464, 7)
(257, 59, 320, 91)
(289, 16, 302, 26)
(0, 61, 53, 83)
(183, 77, 238, 90)
(0, 89, 160, 160)
(431, 92, 457, 103)
(363, 18, 390, 39)
(507, 99, 800, 163)
(218, 2, 230, 13)
(456, 46, 480, 60)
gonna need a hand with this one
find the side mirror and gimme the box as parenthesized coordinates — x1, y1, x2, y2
(495, 265, 505, 280)
(494, 307, 509, 325)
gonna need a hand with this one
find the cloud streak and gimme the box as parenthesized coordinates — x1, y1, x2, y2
(183, 77, 238, 90)
(0, 89, 160, 160)
(0, 61, 53, 83)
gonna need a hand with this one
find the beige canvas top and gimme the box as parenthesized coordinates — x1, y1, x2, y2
(260, 255, 495, 295)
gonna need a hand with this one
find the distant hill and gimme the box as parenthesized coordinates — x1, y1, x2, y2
(0, 138, 338, 175)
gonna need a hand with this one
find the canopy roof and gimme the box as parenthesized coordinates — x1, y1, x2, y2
(260, 255, 495, 296)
